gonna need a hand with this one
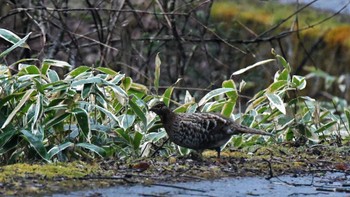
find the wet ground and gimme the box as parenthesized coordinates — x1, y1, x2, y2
(53, 172, 349, 197)
(1, 145, 349, 196)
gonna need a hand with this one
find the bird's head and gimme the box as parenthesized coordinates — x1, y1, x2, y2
(149, 101, 169, 116)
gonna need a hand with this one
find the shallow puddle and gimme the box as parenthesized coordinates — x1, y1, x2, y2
(52, 172, 349, 197)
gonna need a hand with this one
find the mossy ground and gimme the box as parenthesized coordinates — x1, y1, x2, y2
(1, 144, 349, 196)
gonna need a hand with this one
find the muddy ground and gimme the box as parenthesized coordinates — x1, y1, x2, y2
(0, 144, 349, 196)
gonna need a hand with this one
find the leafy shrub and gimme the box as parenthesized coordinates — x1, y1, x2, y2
(0, 29, 349, 163)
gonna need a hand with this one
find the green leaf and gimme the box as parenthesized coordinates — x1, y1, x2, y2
(200, 102, 215, 112)
(162, 86, 174, 106)
(20, 65, 40, 75)
(67, 66, 91, 78)
(43, 59, 71, 68)
(110, 85, 128, 105)
(80, 101, 118, 122)
(0, 28, 30, 48)
(0, 32, 32, 58)
(81, 83, 94, 100)
(178, 146, 191, 156)
(41, 61, 50, 75)
(130, 82, 148, 94)
(122, 77, 132, 91)
(72, 108, 91, 141)
(221, 99, 235, 118)
(48, 142, 74, 159)
(267, 80, 287, 93)
(186, 103, 198, 113)
(76, 143, 106, 157)
(133, 131, 143, 150)
(144, 130, 167, 142)
(117, 114, 136, 130)
(47, 69, 60, 83)
(315, 121, 337, 133)
(222, 79, 238, 100)
(276, 68, 290, 81)
(198, 88, 235, 106)
(154, 53, 161, 93)
(275, 54, 291, 71)
(71, 77, 105, 87)
(285, 129, 294, 141)
(0, 93, 24, 109)
(266, 93, 286, 115)
(31, 93, 43, 129)
(233, 136, 243, 147)
(95, 67, 119, 75)
(231, 59, 275, 76)
(20, 129, 49, 162)
(129, 99, 147, 126)
(241, 114, 255, 127)
(292, 75, 306, 90)
(1, 89, 35, 129)
(0, 130, 17, 148)
(115, 128, 131, 143)
(110, 74, 125, 84)
(44, 112, 70, 129)
(95, 92, 108, 108)
(345, 109, 350, 131)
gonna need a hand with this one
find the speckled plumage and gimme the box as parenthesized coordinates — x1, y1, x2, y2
(150, 102, 272, 157)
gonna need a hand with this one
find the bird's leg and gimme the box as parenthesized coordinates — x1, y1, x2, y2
(215, 147, 221, 158)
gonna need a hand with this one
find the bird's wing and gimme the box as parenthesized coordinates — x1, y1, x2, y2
(178, 113, 230, 134)
(173, 113, 232, 149)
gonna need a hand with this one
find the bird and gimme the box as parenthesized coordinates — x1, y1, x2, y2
(149, 101, 272, 158)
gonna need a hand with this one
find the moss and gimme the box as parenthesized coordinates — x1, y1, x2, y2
(0, 161, 98, 182)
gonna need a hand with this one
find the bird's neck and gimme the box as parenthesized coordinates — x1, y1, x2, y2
(159, 109, 176, 123)
(159, 109, 177, 139)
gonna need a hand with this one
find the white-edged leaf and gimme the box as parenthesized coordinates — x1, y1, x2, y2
(43, 59, 72, 68)
(198, 88, 234, 106)
(292, 75, 306, 90)
(48, 142, 74, 159)
(154, 53, 161, 93)
(345, 109, 350, 131)
(116, 114, 136, 130)
(31, 93, 43, 131)
(184, 90, 194, 104)
(72, 107, 91, 142)
(21, 129, 49, 162)
(71, 77, 105, 87)
(0, 32, 32, 58)
(266, 93, 286, 115)
(231, 59, 275, 76)
(76, 143, 106, 157)
(80, 101, 118, 122)
(162, 86, 174, 106)
(1, 89, 35, 129)
(67, 66, 91, 78)
(0, 28, 30, 48)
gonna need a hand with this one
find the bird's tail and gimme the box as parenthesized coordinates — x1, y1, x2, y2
(231, 123, 273, 136)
